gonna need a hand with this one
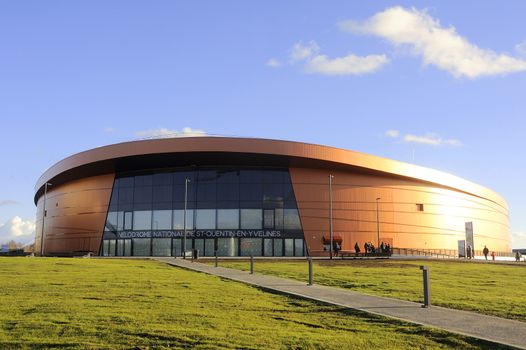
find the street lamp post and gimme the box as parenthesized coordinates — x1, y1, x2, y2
(40, 182, 52, 256)
(329, 175, 334, 260)
(183, 178, 190, 259)
(376, 197, 381, 249)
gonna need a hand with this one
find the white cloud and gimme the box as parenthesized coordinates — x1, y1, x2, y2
(339, 7, 526, 78)
(0, 216, 35, 244)
(103, 127, 115, 133)
(288, 41, 388, 76)
(289, 41, 320, 63)
(511, 231, 526, 249)
(135, 127, 207, 139)
(0, 200, 18, 206)
(305, 53, 389, 76)
(403, 133, 462, 146)
(385, 129, 400, 138)
(385, 130, 462, 146)
(266, 58, 282, 68)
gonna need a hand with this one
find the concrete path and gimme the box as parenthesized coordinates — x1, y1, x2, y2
(155, 257, 526, 349)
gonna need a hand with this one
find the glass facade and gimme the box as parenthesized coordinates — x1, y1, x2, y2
(102, 167, 305, 257)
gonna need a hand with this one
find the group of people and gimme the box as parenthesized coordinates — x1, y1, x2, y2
(353, 241, 391, 255)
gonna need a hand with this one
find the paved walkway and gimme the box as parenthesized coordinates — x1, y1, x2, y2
(155, 257, 526, 349)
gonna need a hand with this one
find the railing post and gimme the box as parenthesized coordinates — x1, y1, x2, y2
(308, 257, 313, 285)
(214, 250, 218, 267)
(420, 266, 431, 307)
(250, 255, 254, 274)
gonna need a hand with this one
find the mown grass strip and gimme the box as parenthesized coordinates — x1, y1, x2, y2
(0, 257, 512, 349)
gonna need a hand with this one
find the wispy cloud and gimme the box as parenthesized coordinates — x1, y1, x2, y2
(0, 216, 35, 244)
(339, 6, 526, 78)
(0, 200, 18, 206)
(288, 41, 388, 76)
(289, 41, 320, 63)
(385, 129, 400, 138)
(385, 129, 462, 146)
(266, 58, 282, 68)
(103, 127, 115, 133)
(135, 127, 207, 139)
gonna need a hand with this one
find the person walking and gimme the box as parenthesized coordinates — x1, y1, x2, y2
(483, 245, 489, 260)
(491, 251, 495, 261)
(516, 251, 521, 262)
(354, 242, 360, 254)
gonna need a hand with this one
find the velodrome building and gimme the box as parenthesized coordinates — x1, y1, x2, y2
(34, 137, 510, 257)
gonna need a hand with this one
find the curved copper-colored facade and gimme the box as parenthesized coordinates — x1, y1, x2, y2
(34, 137, 510, 256)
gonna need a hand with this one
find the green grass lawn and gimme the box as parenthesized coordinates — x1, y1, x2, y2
(0, 257, 510, 349)
(209, 259, 526, 322)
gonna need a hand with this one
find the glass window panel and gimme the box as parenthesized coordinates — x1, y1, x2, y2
(274, 209, 284, 230)
(240, 209, 262, 229)
(273, 239, 283, 256)
(124, 239, 132, 256)
(196, 209, 216, 229)
(134, 186, 152, 204)
(205, 239, 215, 257)
(263, 200, 283, 209)
(217, 183, 239, 201)
(119, 177, 134, 188)
(240, 170, 262, 183)
(194, 239, 204, 256)
(284, 201, 298, 209)
(173, 201, 196, 210)
(173, 238, 182, 257)
(153, 185, 173, 203)
(264, 239, 273, 257)
(263, 183, 283, 202)
(102, 240, 109, 256)
(239, 201, 261, 209)
(174, 183, 196, 202)
(196, 201, 215, 209)
(264, 209, 274, 229)
(133, 238, 151, 256)
(133, 211, 152, 230)
(108, 240, 116, 256)
(198, 170, 217, 182)
(124, 211, 133, 230)
(240, 238, 262, 256)
(109, 185, 119, 207)
(105, 212, 118, 232)
(216, 201, 238, 209)
(153, 172, 173, 186)
(135, 174, 153, 187)
(217, 170, 239, 183)
(152, 210, 172, 230)
(283, 184, 295, 201)
(173, 209, 194, 230)
(284, 239, 294, 257)
(118, 187, 134, 204)
(197, 183, 216, 202)
(263, 170, 286, 183)
(152, 238, 171, 256)
(116, 211, 124, 231)
(294, 239, 304, 257)
(284, 209, 302, 230)
(217, 237, 238, 257)
(240, 183, 262, 201)
(117, 240, 124, 256)
(217, 209, 239, 229)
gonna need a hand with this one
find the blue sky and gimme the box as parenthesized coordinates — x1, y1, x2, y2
(1, 1, 525, 247)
